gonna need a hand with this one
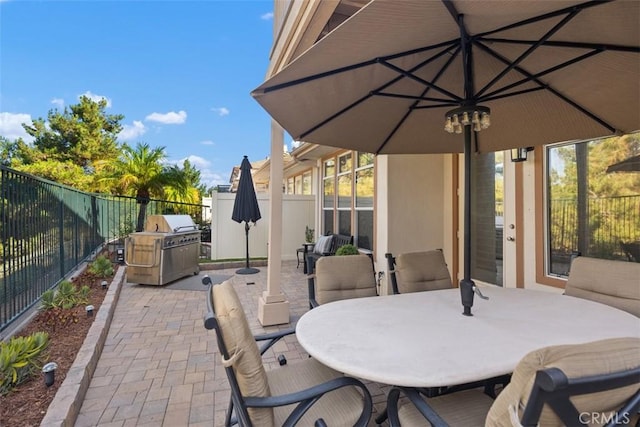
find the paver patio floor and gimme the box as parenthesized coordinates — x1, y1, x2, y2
(75, 260, 391, 426)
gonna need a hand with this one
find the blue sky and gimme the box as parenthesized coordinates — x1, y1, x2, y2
(0, 0, 277, 188)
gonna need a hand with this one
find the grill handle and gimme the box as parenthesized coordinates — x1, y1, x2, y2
(173, 225, 198, 233)
(124, 237, 160, 268)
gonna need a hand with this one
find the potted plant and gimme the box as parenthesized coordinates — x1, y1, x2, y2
(305, 226, 315, 244)
(335, 244, 359, 256)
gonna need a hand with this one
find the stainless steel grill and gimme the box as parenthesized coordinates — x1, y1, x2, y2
(125, 214, 200, 285)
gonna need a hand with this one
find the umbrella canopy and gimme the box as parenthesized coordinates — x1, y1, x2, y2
(232, 156, 262, 274)
(606, 154, 640, 173)
(252, 0, 640, 314)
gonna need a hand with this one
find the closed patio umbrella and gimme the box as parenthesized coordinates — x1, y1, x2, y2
(232, 156, 262, 275)
(252, 0, 640, 314)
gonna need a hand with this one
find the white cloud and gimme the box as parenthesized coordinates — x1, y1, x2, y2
(119, 120, 146, 140)
(0, 112, 33, 142)
(79, 91, 112, 107)
(211, 107, 229, 117)
(172, 155, 227, 188)
(145, 110, 187, 124)
(201, 140, 215, 146)
(183, 155, 209, 169)
(51, 98, 65, 109)
(261, 12, 273, 20)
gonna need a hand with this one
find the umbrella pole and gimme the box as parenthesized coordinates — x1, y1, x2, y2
(460, 126, 476, 316)
(245, 222, 250, 269)
(236, 221, 260, 275)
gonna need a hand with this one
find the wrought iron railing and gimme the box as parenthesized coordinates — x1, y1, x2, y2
(0, 166, 206, 334)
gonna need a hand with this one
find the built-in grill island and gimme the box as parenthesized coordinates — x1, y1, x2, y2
(125, 214, 200, 285)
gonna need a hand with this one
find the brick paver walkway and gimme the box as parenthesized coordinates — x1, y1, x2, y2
(75, 261, 391, 426)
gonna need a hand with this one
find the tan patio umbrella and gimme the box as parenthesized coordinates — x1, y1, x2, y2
(607, 154, 640, 173)
(251, 0, 640, 315)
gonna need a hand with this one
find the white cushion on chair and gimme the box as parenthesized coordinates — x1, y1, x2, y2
(486, 337, 640, 427)
(315, 254, 378, 305)
(397, 389, 494, 427)
(212, 280, 275, 426)
(268, 358, 367, 426)
(564, 257, 640, 317)
(395, 250, 452, 293)
(314, 235, 334, 255)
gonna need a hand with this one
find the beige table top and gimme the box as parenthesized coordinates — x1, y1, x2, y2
(295, 287, 640, 388)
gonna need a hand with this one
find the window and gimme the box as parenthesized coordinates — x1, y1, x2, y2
(545, 133, 640, 277)
(355, 153, 374, 250)
(294, 175, 302, 194)
(322, 152, 374, 250)
(337, 153, 352, 235)
(322, 159, 336, 233)
(302, 171, 311, 195)
(285, 170, 312, 195)
(470, 152, 502, 286)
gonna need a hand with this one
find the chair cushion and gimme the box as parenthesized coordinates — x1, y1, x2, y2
(485, 337, 640, 427)
(315, 254, 378, 305)
(395, 251, 453, 293)
(565, 257, 640, 317)
(268, 357, 366, 426)
(314, 235, 334, 255)
(212, 280, 274, 426)
(397, 389, 494, 427)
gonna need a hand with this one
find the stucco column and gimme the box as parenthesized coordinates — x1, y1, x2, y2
(258, 119, 290, 325)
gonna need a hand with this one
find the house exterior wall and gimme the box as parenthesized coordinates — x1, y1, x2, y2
(375, 154, 448, 294)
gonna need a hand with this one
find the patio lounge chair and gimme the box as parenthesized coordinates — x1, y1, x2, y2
(565, 256, 640, 317)
(307, 254, 378, 309)
(386, 250, 453, 294)
(202, 276, 373, 427)
(386, 337, 640, 426)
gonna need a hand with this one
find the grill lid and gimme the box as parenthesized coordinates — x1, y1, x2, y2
(144, 215, 197, 233)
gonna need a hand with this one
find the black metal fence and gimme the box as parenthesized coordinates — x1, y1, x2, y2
(547, 195, 640, 275)
(0, 166, 207, 334)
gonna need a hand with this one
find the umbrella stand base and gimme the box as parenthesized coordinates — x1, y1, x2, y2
(236, 267, 260, 275)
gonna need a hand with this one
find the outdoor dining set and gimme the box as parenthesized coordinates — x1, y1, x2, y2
(202, 251, 640, 426)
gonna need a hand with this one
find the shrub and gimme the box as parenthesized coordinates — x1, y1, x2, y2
(89, 255, 114, 278)
(0, 332, 49, 395)
(39, 281, 91, 329)
(335, 244, 359, 256)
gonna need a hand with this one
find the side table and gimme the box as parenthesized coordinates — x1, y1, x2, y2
(297, 243, 315, 273)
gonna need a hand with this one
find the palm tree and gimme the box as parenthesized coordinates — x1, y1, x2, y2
(99, 143, 179, 231)
(163, 160, 202, 206)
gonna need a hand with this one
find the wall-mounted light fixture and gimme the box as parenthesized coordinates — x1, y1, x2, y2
(510, 147, 534, 162)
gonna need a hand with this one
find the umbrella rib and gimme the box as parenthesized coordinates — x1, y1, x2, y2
(480, 38, 640, 54)
(481, 86, 547, 103)
(476, 0, 611, 39)
(474, 42, 617, 133)
(476, 9, 581, 98)
(479, 48, 604, 101)
(374, 92, 457, 105)
(378, 58, 462, 102)
(300, 44, 461, 141)
(376, 46, 461, 154)
(255, 40, 460, 95)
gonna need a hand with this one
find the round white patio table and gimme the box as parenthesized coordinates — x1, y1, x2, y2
(295, 287, 640, 388)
